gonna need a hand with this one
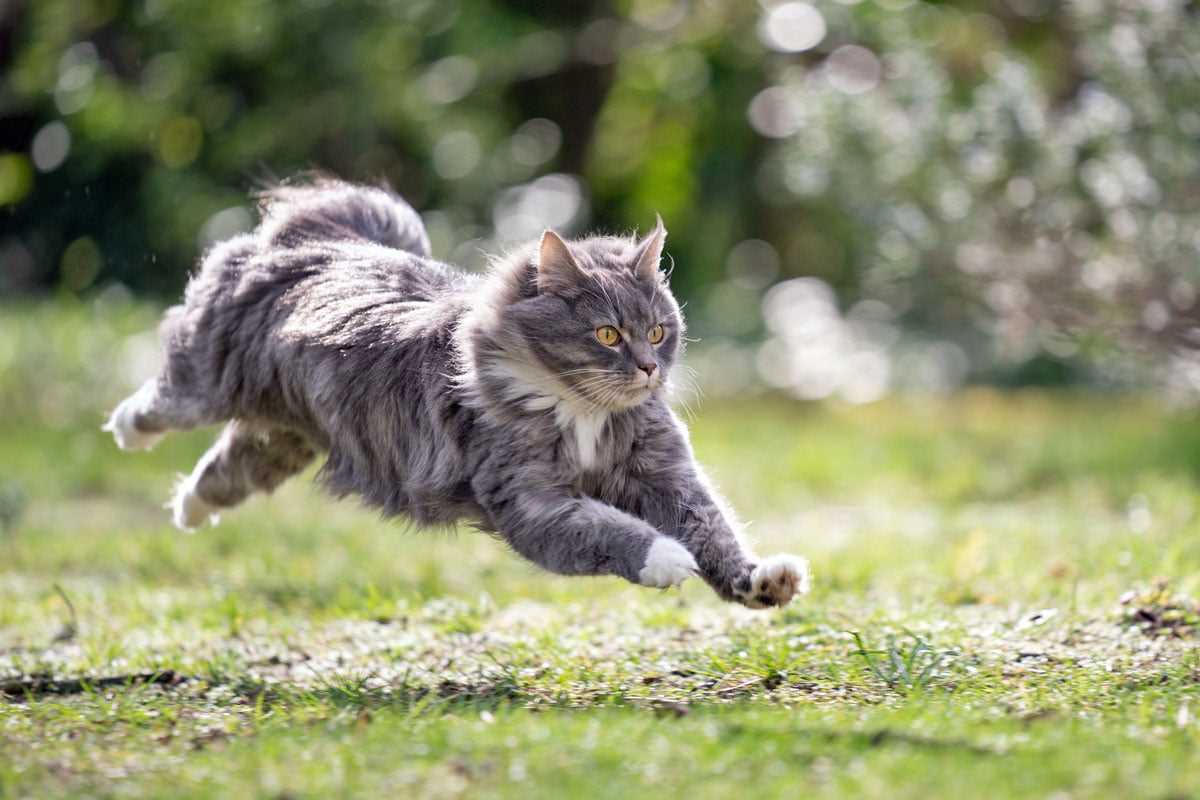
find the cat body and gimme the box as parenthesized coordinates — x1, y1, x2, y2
(106, 180, 808, 608)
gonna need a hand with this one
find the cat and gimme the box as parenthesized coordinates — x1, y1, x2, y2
(104, 179, 809, 608)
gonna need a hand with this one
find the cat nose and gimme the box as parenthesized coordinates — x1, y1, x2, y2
(638, 363, 657, 377)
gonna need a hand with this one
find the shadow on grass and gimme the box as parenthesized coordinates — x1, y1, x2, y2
(1, 669, 191, 700)
(1, 661, 1008, 759)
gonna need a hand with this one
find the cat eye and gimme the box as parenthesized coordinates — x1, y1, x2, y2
(648, 324, 665, 345)
(595, 326, 621, 347)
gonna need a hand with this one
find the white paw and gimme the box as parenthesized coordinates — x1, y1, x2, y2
(103, 400, 164, 451)
(740, 554, 811, 609)
(638, 538, 698, 588)
(170, 476, 218, 532)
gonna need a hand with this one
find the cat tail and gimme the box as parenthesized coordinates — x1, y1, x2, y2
(256, 178, 432, 257)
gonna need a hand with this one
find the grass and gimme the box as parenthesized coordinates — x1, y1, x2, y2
(2, 299, 1200, 798)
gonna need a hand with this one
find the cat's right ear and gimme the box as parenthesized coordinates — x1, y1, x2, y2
(536, 230, 586, 295)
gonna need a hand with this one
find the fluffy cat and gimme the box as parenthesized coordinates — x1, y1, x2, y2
(104, 180, 809, 608)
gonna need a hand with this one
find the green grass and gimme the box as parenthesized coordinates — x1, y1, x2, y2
(2, 300, 1200, 798)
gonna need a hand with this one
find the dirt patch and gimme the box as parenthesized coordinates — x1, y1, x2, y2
(1120, 580, 1200, 638)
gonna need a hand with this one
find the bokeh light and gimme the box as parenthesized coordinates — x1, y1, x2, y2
(31, 122, 71, 172)
(758, 3, 827, 53)
(493, 173, 587, 244)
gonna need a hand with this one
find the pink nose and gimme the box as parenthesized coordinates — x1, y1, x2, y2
(638, 363, 657, 377)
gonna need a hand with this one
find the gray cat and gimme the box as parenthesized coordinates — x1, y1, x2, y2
(105, 180, 809, 608)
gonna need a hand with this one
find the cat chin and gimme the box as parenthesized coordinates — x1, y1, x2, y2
(570, 388, 652, 412)
(595, 391, 654, 412)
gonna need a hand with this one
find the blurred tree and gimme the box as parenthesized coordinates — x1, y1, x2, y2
(2, 0, 1198, 394)
(751, 1, 1200, 392)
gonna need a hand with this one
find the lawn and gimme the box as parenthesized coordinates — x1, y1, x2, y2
(2, 300, 1199, 798)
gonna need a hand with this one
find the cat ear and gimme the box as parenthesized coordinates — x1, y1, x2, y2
(537, 230, 586, 295)
(633, 214, 667, 282)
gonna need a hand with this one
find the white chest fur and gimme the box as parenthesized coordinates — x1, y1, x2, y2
(554, 401, 610, 471)
(487, 357, 612, 471)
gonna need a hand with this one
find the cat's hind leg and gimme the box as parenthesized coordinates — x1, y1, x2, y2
(171, 420, 316, 530)
(104, 378, 216, 451)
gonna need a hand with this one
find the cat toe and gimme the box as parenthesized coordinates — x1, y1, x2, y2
(169, 477, 219, 532)
(103, 402, 164, 451)
(638, 538, 698, 588)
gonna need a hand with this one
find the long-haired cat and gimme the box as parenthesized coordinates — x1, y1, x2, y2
(104, 180, 809, 608)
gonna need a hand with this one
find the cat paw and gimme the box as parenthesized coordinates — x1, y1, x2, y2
(735, 554, 811, 609)
(638, 538, 698, 588)
(169, 477, 218, 532)
(103, 400, 164, 451)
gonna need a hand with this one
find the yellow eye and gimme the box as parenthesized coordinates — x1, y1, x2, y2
(596, 326, 621, 346)
(648, 324, 665, 344)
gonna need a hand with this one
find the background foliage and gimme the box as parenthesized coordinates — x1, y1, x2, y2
(2, 0, 1199, 396)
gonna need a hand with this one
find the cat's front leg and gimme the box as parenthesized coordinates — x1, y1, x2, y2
(473, 466, 698, 588)
(637, 472, 811, 608)
(688, 513, 811, 608)
(492, 490, 698, 588)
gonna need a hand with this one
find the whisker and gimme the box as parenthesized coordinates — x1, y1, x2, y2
(558, 368, 625, 384)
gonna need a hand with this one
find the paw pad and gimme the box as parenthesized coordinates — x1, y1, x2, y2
(738, 554, 810, 609)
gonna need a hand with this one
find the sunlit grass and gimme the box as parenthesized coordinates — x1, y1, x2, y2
(2, 301, 1200, 798)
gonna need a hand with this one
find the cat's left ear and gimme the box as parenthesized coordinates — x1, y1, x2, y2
(633, 214, 668, 282)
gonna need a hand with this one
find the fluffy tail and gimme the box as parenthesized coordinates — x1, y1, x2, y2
(256, 179, 431, 257)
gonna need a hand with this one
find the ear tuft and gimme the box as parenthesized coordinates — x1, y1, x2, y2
(537, 230, 586, 295)
(633, 214, 667, 282)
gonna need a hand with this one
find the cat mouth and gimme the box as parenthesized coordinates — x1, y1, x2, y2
(564, 370, 662, 410)
(571, 380, 655, 410)
(617, 378, 662, 407)
(632, 370, 664, 394)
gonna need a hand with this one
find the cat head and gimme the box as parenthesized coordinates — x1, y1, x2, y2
(470, 218, 684, 413)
